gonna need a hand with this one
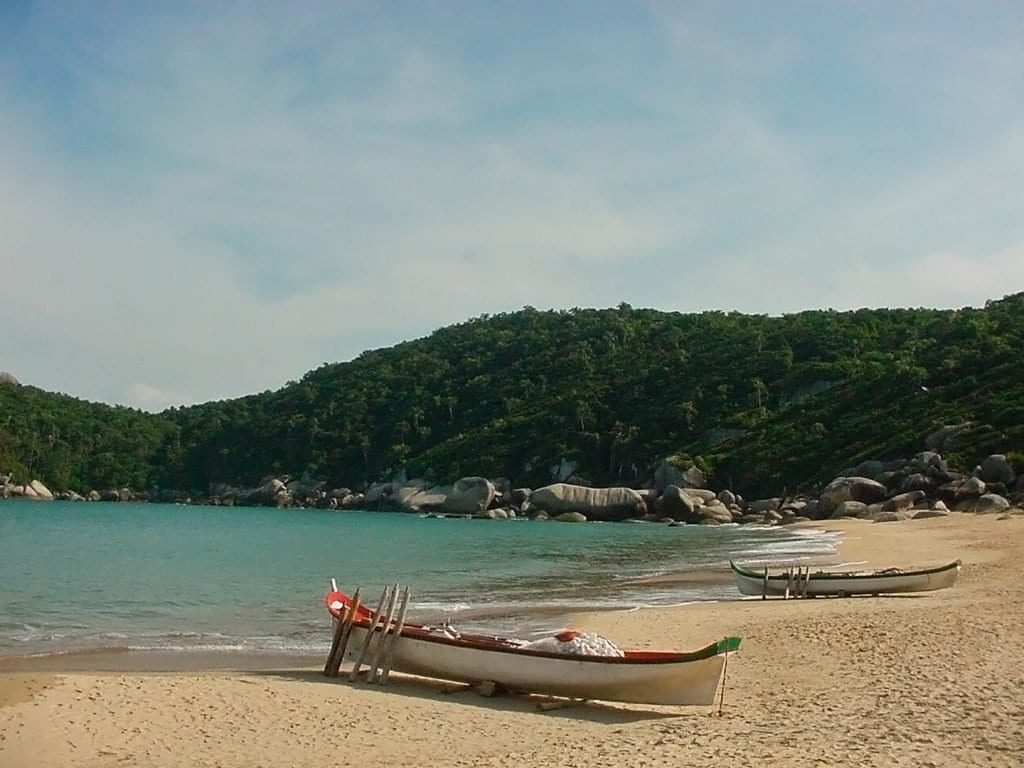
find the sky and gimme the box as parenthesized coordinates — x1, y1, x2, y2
(2, 1, 1023, 411)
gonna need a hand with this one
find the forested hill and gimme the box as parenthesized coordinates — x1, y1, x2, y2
(3, 293, 1023, 499)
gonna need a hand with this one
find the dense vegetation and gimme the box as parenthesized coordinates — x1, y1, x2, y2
(2, 293, 1023, 498)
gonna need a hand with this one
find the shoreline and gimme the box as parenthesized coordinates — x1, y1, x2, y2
(0, 515, 977, 676)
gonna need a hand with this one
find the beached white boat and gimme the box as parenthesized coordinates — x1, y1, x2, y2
(324, 588, 740, 706)
(729, 559, 962, 597)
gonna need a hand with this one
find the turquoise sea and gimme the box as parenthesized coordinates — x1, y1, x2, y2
(0, 501, 835, 658)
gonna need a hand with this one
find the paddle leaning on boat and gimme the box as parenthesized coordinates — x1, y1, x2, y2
(323, 584, 740, 706)
(729, 559, 962, 598)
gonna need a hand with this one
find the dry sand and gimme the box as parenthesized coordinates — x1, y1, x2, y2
(2, 511, 1022, 767)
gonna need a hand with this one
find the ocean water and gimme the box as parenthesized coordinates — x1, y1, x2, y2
(0, 501, 835, 657)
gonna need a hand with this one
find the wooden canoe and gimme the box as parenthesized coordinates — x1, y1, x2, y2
(325, 589, 739, 706)
(729, 559, 962, 597)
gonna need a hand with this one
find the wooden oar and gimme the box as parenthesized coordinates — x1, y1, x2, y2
(367, 583, 400, 683)
(349, 585, 391, 681)
(379, 586, 411, 685)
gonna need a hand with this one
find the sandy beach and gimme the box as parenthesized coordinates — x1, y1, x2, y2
(2, 511, 1022, 768)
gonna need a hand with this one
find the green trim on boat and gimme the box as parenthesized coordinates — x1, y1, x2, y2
(717, 636, 741, 654)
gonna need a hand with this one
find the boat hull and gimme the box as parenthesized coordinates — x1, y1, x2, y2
(730, 560, 961, 597)
(341, 623, 733, 706)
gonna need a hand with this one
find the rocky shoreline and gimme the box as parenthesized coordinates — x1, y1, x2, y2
(3, 434, 1022, 526)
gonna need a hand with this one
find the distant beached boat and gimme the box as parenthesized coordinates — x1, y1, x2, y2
(729, 559, 962, 598)
(324, 587, 740, 706)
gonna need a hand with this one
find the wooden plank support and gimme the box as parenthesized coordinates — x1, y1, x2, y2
(762, 566, 769, 600)
(324, 604, 348, 676)
(324, 587, 361, 677)
(379, 586, 411, 685)
(332, 591, 361, 675)
(349, 585, 392, 681)
(367, 583, 400, 683)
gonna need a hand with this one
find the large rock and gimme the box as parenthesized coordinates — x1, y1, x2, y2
(748, 497, 782, 514)
(21, 483, 52, 501)
(831, 500, 868, 519)
(239, 478, 287, 506)
(896, 473, 940, 495)
(653, 460, 684, 492)
(338, 492, 364, 509)
(817, 477, 888, 517)
(392, 484, 448, 512)
(875, 471, 904, 491)
(881, 491, 925, 513)
(363, 482, 395, 506)
(679, 465, 705, 489)
(286, 477, 326, 504)
(910, 451, 945, 472)
(697, 502, 734, 525)
(654, 459, 704, 491)
(510, 488, 532, 505)
(939, 476, 986, 505)
(782, 498, 819, 519)
(656, 485, 696, 521)
(0, 371, 19, 386)
(443, 477, 495, 514)
(683, 488, 716, 503)
(962, 493, 1010, 515)
(529, 483, 646, 522)
(28, 480, 54, 500)
(925, 422, 974, 452)
(979, 455, 1016, 485)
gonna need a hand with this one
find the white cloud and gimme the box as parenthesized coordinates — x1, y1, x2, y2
(125, 382, 199, 412)
(850, 246, 1024, 310)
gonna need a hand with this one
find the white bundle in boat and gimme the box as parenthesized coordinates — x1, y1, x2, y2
(519, 629, 624, 657)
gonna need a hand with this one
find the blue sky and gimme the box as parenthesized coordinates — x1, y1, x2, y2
(2, 1, 1022, 411)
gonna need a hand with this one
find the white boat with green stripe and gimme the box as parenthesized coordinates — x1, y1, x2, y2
(730, 559, 961, 597)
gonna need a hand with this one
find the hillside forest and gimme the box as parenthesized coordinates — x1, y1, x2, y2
(2, 293, 1023, 500)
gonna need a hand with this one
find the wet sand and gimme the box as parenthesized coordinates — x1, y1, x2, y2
(2, 511, 1022, 767)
